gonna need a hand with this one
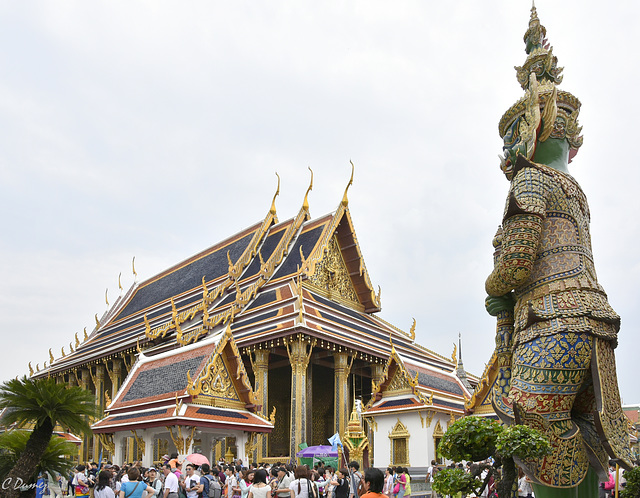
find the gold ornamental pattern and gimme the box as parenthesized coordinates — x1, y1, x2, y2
(307, 236, 359, 306)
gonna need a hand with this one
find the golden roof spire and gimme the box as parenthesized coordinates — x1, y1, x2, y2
(341, 161, 355, 207)
(132, 256, 138, 281)
(118, 272, 123, 292)
(270, 172, 280, 216)
(302, 167, 313, 212)
(105, 288, 109, 307)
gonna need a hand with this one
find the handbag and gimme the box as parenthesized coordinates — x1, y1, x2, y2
(392, 483, 400, 495)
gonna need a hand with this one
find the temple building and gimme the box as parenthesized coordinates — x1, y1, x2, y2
(33, 171, 477, 467)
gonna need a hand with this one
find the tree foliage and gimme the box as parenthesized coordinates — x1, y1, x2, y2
(0, 376, 96, 498)
(432, 468, 479, 497)
(0, 430, 76, 482)
(437, 416, 504, 462)
(434, 416, 551, 498)
(495, 424, 551, 460)
(621, 466, 640, 498)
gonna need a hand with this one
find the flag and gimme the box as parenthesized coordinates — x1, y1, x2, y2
(328, 433, 342, 451)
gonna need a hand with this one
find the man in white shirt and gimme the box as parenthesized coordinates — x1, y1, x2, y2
(225, 466, 239, 498)
(183, 464, 203, 498)
(163, 464, 180, 498)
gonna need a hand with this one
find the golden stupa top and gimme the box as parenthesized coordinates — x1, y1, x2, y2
(498, 4, 583, 156)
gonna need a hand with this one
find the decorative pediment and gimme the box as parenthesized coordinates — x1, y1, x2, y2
(390, 419, 410, 438)
(305, 236, 360, 308)
(365, 345, 433, 409)
(187, 326, 256, 410)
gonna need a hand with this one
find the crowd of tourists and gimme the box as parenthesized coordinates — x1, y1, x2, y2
(56, 456, 395, 498)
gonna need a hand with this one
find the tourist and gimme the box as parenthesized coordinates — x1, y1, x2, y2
(119, 468, 156, 498)
(147, 469, 162, 497)
(94, 471, 116, 498)
(382, 469, 393, 497)
(347, 462, 361, 498)
(273, 467, 292, 498)
(401, 469, 410, 498)
(248, 469, 270, 498)
(225, 466, 240, 498)
(73, 465, 91, 498)
(181, 464, 203, 498)
(239, 469, 255, 498)
(163, 464, 180, 498)
(289, 466, 315, 498)
(517, 469, 532, 498)
(323, 468, 335, 498)
(359, 469, 386, 498)
(391, 468, 405, 498)
(330, 469, 349, 498)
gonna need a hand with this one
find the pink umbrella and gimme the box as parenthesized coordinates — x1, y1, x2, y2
(185, 453, 210, 466)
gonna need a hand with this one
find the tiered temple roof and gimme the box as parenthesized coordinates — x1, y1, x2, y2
(35, 172, 477, 446)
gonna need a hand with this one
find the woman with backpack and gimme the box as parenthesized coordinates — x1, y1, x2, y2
(330, 469, 349, 498)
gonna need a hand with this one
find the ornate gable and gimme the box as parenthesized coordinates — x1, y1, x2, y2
(365, 345, 431, 409)
(187, 326, 256, 410)
(305, 235, 360, 309)
(465, 352, 498, 416)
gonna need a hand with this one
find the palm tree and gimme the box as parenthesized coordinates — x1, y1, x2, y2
(0, 376, 97, 498)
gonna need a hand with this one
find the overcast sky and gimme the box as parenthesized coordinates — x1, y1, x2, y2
(1, 1, 638, 405)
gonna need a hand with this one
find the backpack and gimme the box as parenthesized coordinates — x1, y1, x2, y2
(206, 476, 222, 498)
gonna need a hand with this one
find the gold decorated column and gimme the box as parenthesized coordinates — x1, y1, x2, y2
(111, 359, 122, 399)
(334, 352, 352, 438)
(92, 364, 105, 462)
(252, 349, 270, 461)
(286, 336, 315, 458)
(78, 368, 91, 461)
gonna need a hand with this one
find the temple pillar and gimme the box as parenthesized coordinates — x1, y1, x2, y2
(111, 358, 123, 399)
(252, 349, 269, 461)
(142, 430, 155, 467)
(286, 336, 314, 458)
(113, 433, 125, 466)
(78, 368, 91, 462)
(93, 365, 105, 462)
(334, 352, 352, 437)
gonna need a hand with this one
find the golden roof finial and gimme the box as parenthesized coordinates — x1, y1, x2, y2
(94, 314, 100, 328)
(105, 288, 109, 307)
(61, 346, 66, 357)
(84, 327, 89, 341)
(28, 362, 34, 376)
(270, 172, 280, 216)
(132, 256, 138, 280)
(269, 406, 277, 424)
(342, 160, 355, 207)
(75, 332, 80, 348)
(69, 342, 74, 353)
(35, 363, 40, 372)
(118, 272, 123, 292)
(302, 167, 314, 212)
(409, 318, 416, 341)
(136, 338, 142, 354)
(49, 348, 54, 364)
